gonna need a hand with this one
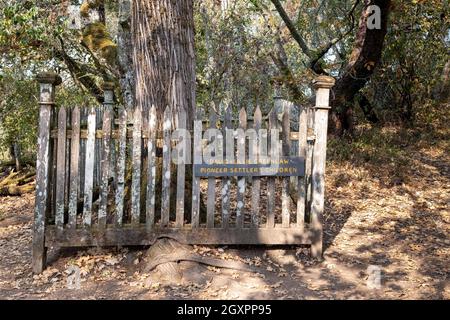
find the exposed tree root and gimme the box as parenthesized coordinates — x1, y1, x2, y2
(141, 239, 257, 280)
(144, 252, 258, 273)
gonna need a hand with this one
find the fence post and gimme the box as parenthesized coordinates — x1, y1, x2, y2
(99, 82, 114, 227)
(33, 72, 62, 273)
(311, 75, 335, 259)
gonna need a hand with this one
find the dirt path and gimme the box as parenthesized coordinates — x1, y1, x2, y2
(0, 131, 448, 300)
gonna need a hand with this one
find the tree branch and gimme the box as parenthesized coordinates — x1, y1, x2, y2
(270, 36, 304, 103)
(309, 0, 362, 69)
(271, 0, 362, 75)
(270, 0, 312, 59)
(55, 37, 104, 103)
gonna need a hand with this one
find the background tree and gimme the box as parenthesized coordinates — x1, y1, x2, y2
(266, 0, 392, 134)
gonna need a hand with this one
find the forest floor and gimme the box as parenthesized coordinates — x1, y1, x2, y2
(0, 123, 448, 300)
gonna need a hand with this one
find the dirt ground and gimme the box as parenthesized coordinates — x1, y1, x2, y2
(0, 126, 448, 300)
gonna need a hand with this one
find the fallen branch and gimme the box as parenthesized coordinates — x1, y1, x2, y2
(0, 172, 19, 188)
(0, 183, 35, 196)
(0, 169, 36, 196)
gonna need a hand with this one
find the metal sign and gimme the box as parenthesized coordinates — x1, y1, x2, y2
(194, 157, 305, 177)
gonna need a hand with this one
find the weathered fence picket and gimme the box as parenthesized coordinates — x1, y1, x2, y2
(115, 107, 127, 226)
(267, 109, 277, 228)
(251, 107, 262, 228)
(222, 105, 232, 228)
(281, 109, 291, 228)
(68, 106, 80, 229)
(131, 106, 142, 225)
(206, 112, 217, 228)
(82, 107, 96, 227)
(175, 110, 187, 228)
(297, 106, 308, 229)
(191, 109, 203, 228)
(79, 108, 88, 202)
(236, 108, 247, 229)
(50, 108, 57, 224)
(94, 107, 104, 191)
(146, 105, 157, 229)
(305, 107, 315, 220)
(99, 85, 114, 228)
(161, 107, 172, 227)
(32, 73, 335, 273)
(55, 107, 66, 232)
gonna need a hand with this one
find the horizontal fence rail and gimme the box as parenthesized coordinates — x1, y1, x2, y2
(32, 73, 335, 273)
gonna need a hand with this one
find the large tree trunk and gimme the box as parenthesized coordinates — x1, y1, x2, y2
(129, 0, 198, 220)
(132, 0, 196, 127)
(331, 0, 391, 135)
(129, 0, 197, 277)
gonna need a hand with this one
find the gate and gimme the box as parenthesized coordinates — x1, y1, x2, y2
(32, 72, 335, 273)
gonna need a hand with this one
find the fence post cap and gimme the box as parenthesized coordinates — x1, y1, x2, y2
(313, 75, 335, 89)
(36, 72, 62, 86)
(273, 83, 283, 100)
(103, 81, 115, 91)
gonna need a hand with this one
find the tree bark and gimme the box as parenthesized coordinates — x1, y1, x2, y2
(129, 0, 197, 224)
(357, 94, 379, 124)
(131, 0, 196, 127)
(331, 0, 391, 134)
(129, 1, 197, 273)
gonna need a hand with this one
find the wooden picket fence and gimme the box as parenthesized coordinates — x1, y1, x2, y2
(32, 73, 335, 273)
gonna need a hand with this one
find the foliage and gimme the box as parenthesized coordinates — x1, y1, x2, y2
(366, 0, 450, 124)
(0, 0, 106, 161)
(0, 71, 38, 160)
(195, 1, 278, 113)
(0, 0, 448, 160)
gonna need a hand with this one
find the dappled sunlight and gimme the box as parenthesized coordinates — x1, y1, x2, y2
(0, 0, 448, 301)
